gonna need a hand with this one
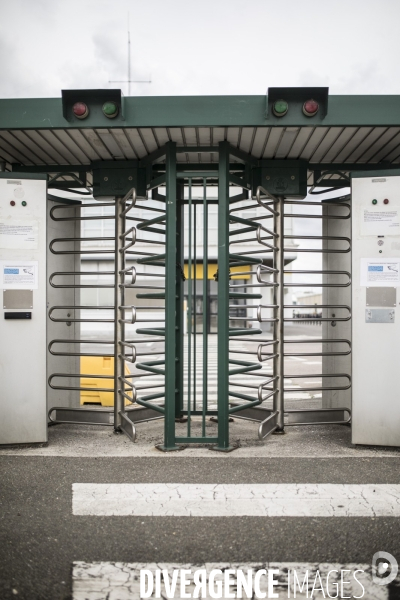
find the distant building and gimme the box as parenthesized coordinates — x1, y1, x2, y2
(292, 291, 322, 320)
(79, 192, 298, 334)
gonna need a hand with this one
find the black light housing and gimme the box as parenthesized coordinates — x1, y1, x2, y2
(62, 89, 123, 122)
(267, 87, 328, 119)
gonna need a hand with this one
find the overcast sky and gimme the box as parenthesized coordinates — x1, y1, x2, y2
(1, 0, 400, 99)
(0, 0, 391, 295)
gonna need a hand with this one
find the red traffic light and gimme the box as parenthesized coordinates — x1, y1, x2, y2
(303, 99, 319, 117)
(72, 102, 89, 119)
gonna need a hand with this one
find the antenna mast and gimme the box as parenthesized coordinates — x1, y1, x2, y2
(109, 14, 151, 95)
(128, 16, 131, 96)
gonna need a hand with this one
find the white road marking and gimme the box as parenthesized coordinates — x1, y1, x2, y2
(72, 561, 389, 600)
(72, 483, 400, 517)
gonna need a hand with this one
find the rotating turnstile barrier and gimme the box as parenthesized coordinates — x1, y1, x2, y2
(3, 89, 400, 448)
(46, 142, 353, 450)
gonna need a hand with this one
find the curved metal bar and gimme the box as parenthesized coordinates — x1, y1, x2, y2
(255, 186, 279, 214)
(285, 205, 351, 219)
(284, 372, 352, 392)
(48, 406, 114, 426)
(284, 407, 351, 426)
(285, 303, 351, 322)
(49, 271, 115, 289)
(136, 359, 166, 376)
(229, 214, 278, 238)
(119, 227, 136, 253)
(48, 305, 114, 323)
(137, 214, 166, 230)
(50, 202, 115, 221)
(228, 359, 262, 376)
(229, 281, 278, 289)
(257, 411, 278, 440)
(229, 398, 262, 413)
(48, 370, 114, 392)
(257, 338, 280, 360)
(284, 338, 351, 357)
(256, 226, 278, 250)
(49, 237, 115, 255)
(229, 376, 277, 391)
(284, 234, 351, 254)
(120, 187, 137, 216)
(284, 270, 351, 288)
(118, 306, 165, 325)
(48, 338, 114, 357)
(257, 264, 279, 283)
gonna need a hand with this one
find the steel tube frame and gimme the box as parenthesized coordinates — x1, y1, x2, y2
(175, 181, 185, 420)
(273, 196, 285, 432)
(202, 178, 208, 437)
(114, 196, 125, 431)
(215, 142, 232, 451)
(162, 142, 182, 451)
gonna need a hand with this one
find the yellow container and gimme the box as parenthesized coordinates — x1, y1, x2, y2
(80, 356, 132, 406)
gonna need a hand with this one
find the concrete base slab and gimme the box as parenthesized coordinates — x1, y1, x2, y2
(1, 417, 400, 457)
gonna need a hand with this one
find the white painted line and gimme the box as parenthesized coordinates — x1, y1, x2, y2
(72, 562, 390, 600)
(72, 483, 400, 517)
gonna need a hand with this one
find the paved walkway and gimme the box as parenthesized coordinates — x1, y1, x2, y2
(1, 328, 398, 599)
(1, 420, 400, 599)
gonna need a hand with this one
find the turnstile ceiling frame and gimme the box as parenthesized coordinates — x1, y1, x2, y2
(1, 94, 400, 184)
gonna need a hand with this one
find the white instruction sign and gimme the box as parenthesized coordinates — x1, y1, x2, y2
(361, 208, 400, 236)
(0, 219, 39, 249)
(1, 261, 38, 289)
(360, 258, 400, 287)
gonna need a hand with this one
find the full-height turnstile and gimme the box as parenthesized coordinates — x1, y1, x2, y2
(3, 88, 400, 448)
(45, 142, 351, 451)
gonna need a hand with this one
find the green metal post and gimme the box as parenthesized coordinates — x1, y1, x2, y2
(175, 181, 185, 419)
(193, 189, 197, 413)
(202, 178, 208, 436)
(162, 141, 182, 450)
(187, 178, 193, 436)
(215, 142, 232, 450)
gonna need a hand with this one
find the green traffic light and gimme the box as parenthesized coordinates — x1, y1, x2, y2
(102, 101, 119, 119)
(273, 99, 288, 117)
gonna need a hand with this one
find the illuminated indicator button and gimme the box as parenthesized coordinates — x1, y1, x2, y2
(383, 198, 389, 204)
(303, 99, 319, 117)
(21, 201, 27, 206)
(72, 102, 89, 119)
(372, 199, 378, 205)
(102, 101, 119, 118)
(273, 99, 288, 117)
(10, 200, 15, 206)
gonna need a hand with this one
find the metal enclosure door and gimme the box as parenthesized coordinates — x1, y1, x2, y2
(0, 173, 48, 444)
(351, 172, 400, 446)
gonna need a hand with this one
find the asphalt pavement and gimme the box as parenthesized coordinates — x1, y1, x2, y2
(1, 325, 400, 599)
